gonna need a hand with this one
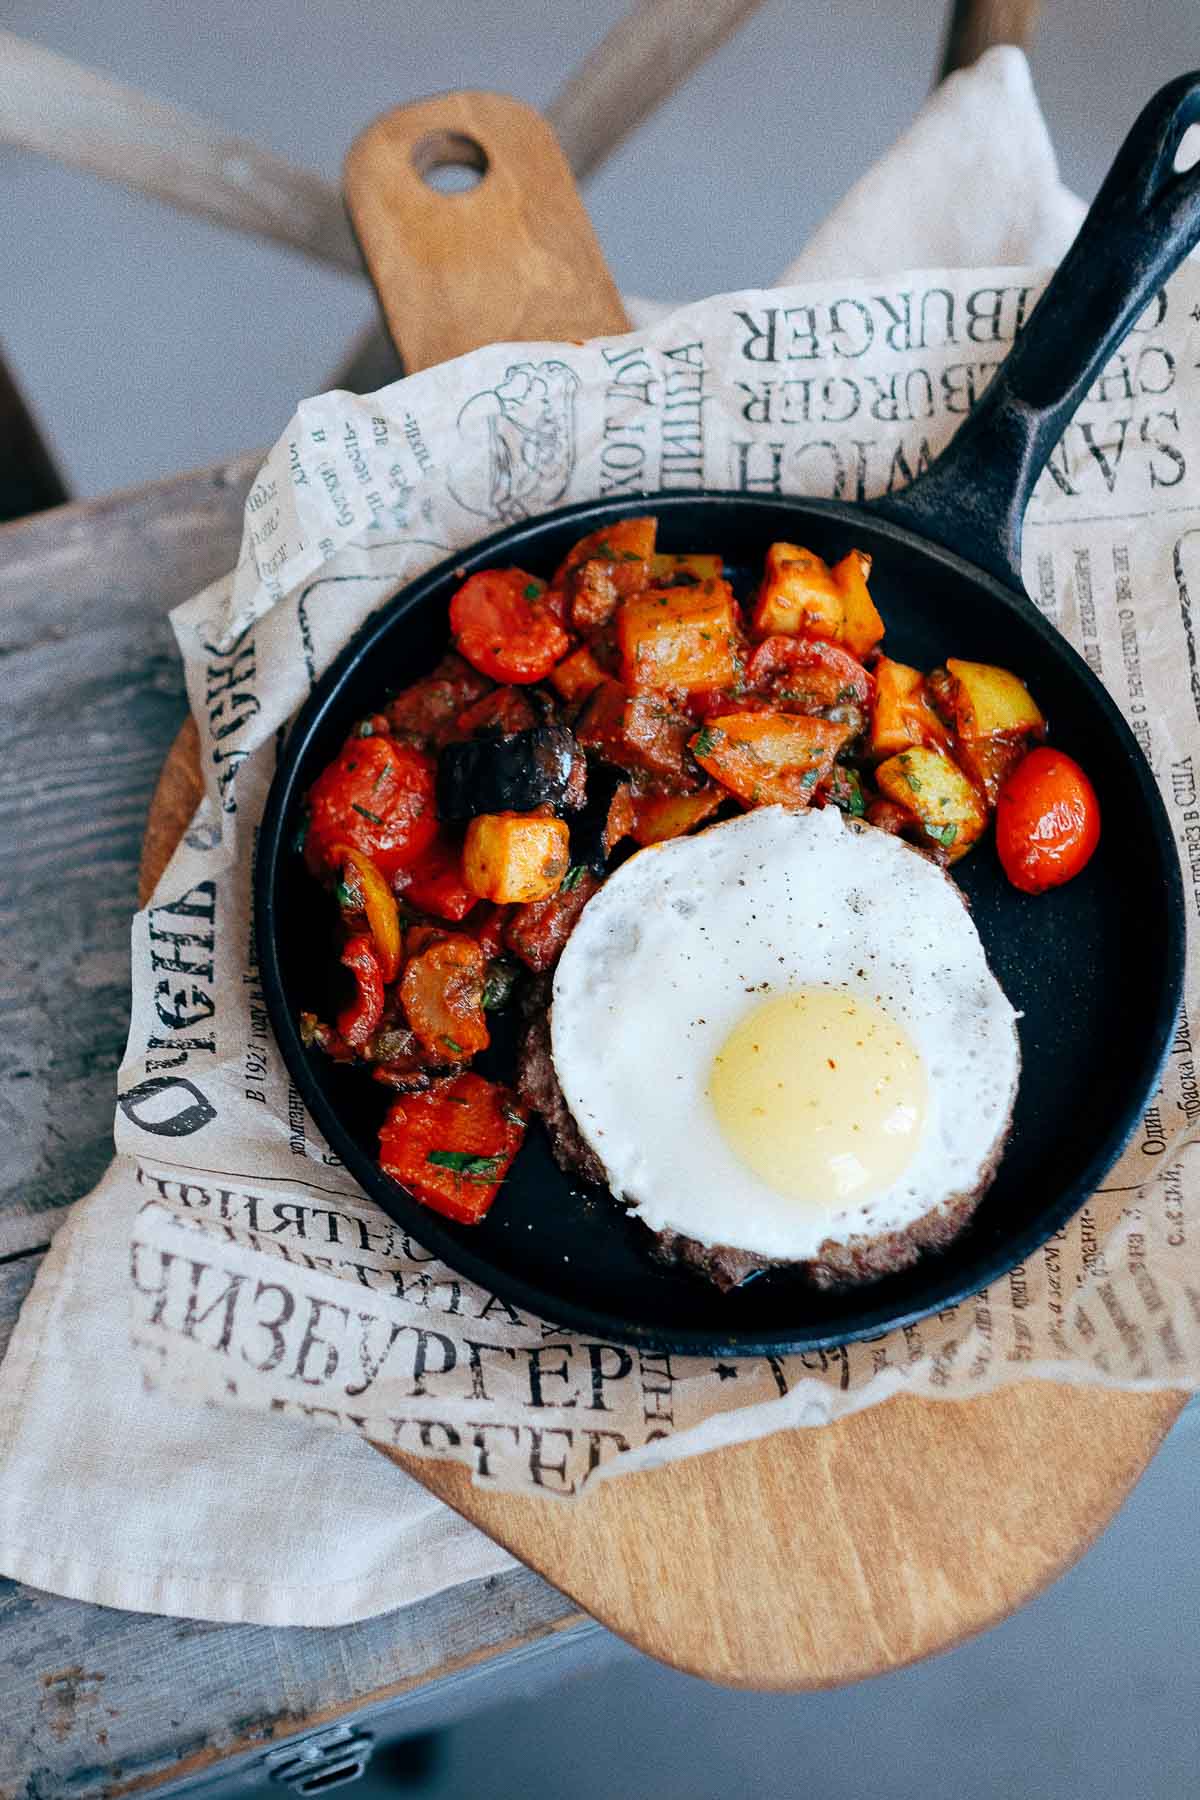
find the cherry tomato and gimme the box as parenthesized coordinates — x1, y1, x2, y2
(337, 934, 384, 1048)
(449, 568, 571, 684)
(995, 747, 1100, 894)
(306, 734, 438, 881)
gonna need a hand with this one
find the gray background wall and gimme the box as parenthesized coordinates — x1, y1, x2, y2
(5, 4, 1199, 1794)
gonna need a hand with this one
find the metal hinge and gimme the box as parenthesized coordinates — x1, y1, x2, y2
(264, 1726, 375, 1793)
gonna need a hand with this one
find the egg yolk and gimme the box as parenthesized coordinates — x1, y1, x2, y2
(707, 986, 927, 1206)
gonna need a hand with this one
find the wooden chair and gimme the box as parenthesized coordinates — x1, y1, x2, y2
(0, 0, 1039, 520)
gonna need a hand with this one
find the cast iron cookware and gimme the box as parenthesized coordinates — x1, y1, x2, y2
(257, 78, 1199, 1354)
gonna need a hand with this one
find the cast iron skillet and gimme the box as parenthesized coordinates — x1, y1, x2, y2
(257, 77, 1198, 1355)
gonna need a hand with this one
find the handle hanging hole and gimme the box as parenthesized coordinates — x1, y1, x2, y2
(411, 131, 488, 193)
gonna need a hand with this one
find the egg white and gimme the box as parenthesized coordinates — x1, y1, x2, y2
(550, 805, 1020, 1261)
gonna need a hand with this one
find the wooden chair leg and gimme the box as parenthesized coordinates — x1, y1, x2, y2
(939, 0, 1043, 80)
(0, 352, 68, 521)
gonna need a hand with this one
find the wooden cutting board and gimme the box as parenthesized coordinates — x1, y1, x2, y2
(138, 94, 1187, 1689)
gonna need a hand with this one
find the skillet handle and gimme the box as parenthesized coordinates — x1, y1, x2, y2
(869, 72, 1200, 587)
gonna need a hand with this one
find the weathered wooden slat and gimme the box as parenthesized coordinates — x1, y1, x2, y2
(0, 1251, 584, 1797)
(0, 462, 256, 1240)
(0, 1266, 584, 1796)
(0, 31, 360, 273)
(0, 1580, 593, 1800)
(546, 0, 767, 183)
(0, 1250, 40, 1351)
(0, 463, 587, 1795)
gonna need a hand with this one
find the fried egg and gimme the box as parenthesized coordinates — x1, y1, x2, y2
(550, 805, 1019, 1263)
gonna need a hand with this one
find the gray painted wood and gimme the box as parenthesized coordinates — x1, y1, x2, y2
(0, 475, 582, 1797)
(0, 462, 256, 1253)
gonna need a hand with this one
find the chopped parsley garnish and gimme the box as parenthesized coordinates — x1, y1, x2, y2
(621, 549, 642, 562)
(426, 1150, 504, 1180)
(693, 725, 718, 758)
(351, 803, 383, 824)
(925, 822, 959, 847)
(799, 767, 821, 788)
(830, 769, 867, 817)
(334, 879, 361, 910)
(501, 1104, 527, 1128)
(594, 541, 618, 561)
(835, 685, 860, 704)
(524, 582, 542, 599)
(897, 755, 922, 792)
(482, 962, 518, 1009)
(560, 864, 586, 892)
(439, 1034, 463, 1054)
(357, 720, 375, 737)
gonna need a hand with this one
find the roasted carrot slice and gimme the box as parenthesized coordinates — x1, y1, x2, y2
(399, 934, 489, 1061)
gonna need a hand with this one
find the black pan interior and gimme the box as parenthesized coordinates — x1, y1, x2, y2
(256, 492, 1184, 1355)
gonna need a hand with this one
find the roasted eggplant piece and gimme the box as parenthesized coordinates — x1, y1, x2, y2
(436, 724, 586, 820)
(567, 764, 626, 873)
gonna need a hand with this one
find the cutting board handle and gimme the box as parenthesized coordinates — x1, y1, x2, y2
(343, 89, 630, 376)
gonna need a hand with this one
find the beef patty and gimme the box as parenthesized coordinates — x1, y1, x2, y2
(515, 977, 1010, 1293)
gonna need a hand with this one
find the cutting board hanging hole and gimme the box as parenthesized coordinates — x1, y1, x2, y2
(411, 130, 488, 193)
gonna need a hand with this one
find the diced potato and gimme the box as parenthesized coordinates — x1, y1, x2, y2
(945, 658, 1045, 739)
(463, 812, 571, 903)
(629, 784, 725, 845)
(618, 580, 740, 694)
(751, 543, 843, 640)
(650, 553, 723, 583)
(692, 711, 850, 808)
(874, 747, 987, 861)
(550, 643, 608, 703)
(832, 549, 885, 658)
(869, 657, 951, 758)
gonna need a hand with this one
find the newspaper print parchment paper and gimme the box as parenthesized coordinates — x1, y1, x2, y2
(119, 267, 1200, 1496)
